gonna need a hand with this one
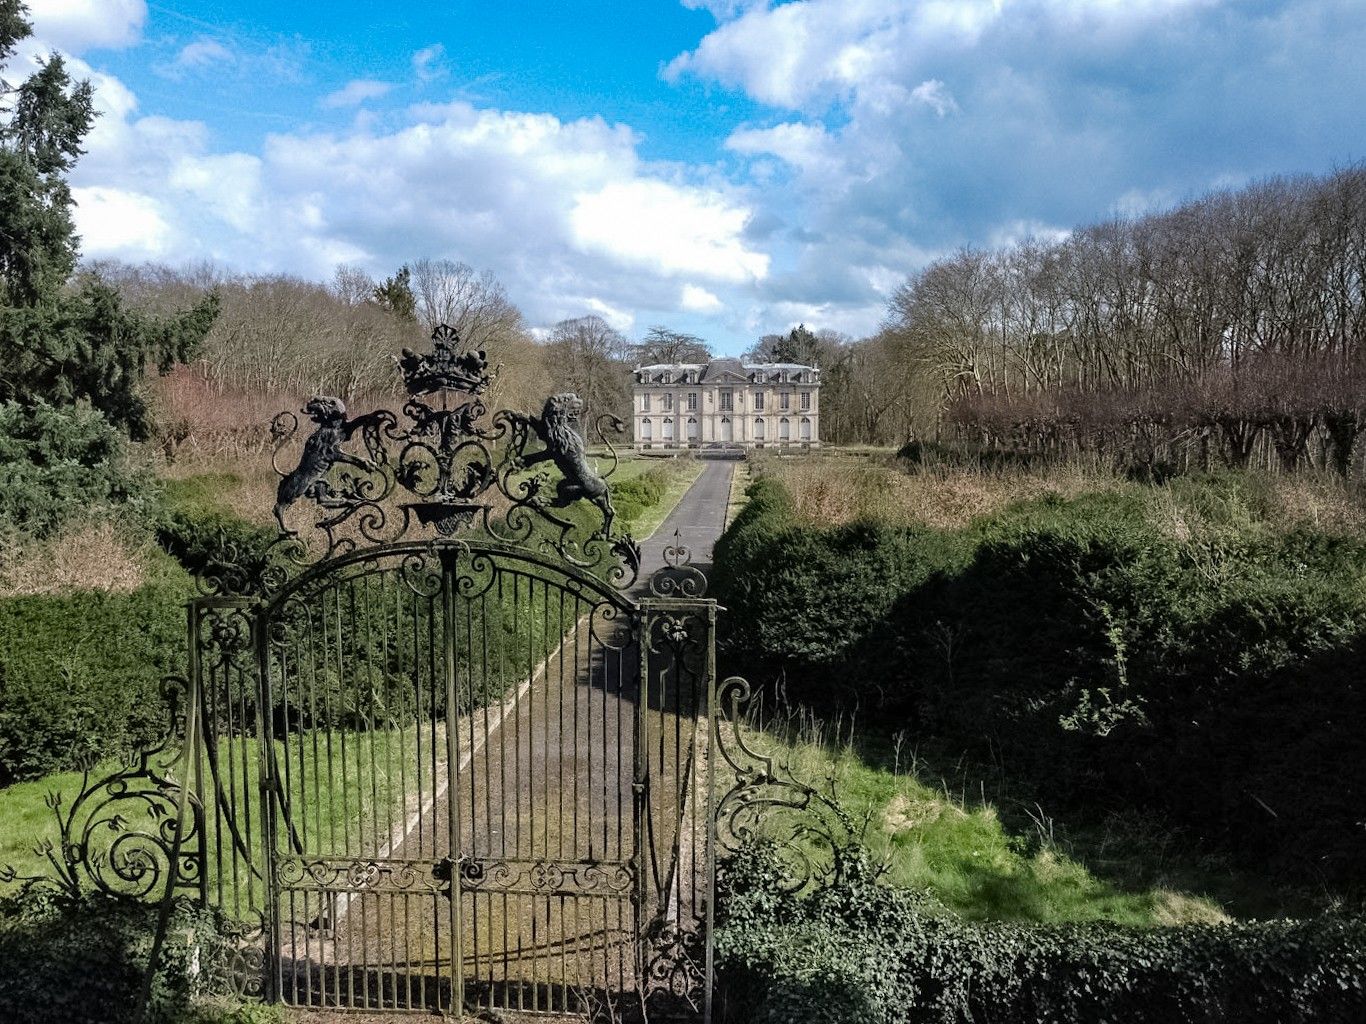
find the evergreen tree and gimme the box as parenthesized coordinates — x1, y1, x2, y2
(747, 323, 823, 365)
(0, 0, 217, 441)
(371, 265, 418, 322)
(0, 0, 218, 535)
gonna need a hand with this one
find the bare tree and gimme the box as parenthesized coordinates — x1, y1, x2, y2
(545, 315, 631, 429)
(331, 263, 375, 308)
(633, 325, 711, 365)
(880, 164, 1366, 474)
(408, 258, 525, 349)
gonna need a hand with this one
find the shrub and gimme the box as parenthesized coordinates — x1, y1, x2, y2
(713, 475, 1366, 883)
(0, 399, 147, 538)
(151, 476, 276, 582)
(714, 475, 964, 706)
(0, 882, 276, 1024)
(0, 553, 191, 783)
(610, 467, 670, 527)
(715, 840, 1366, 1024)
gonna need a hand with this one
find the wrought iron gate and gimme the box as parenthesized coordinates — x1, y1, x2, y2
(174, 326, 721, 1019)
(0, 324, 837, 1022)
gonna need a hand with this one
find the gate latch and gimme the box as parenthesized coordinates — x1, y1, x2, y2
(433, 855, 457, 890)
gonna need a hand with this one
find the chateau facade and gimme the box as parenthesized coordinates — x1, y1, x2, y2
(632, 358, 820, 449)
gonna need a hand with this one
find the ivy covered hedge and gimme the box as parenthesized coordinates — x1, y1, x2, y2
(715, 841, 1366, 1024)
(0, 883, 283, 1024)
(711, 475, 1366, 884)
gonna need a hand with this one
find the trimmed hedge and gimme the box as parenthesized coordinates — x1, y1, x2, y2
(0, 477, 270, 784)
(712, 475, 1366, 883)
(715, 840, 1366, 1024)
(0, 554, 191, 784)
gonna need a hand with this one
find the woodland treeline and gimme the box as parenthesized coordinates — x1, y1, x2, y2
(99, 257, 918, 452)
(94, 165, 1366, 464)
(887, 166, 1366, 474)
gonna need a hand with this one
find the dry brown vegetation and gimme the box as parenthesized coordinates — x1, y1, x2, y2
(765, 456, 1122, 530)
(0, 520, 154, 597)
(763, 453, 1366, 536)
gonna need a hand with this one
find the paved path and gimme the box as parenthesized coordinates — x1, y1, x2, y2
(280, 461, 736, 1016)
(633, 460, 734, 590)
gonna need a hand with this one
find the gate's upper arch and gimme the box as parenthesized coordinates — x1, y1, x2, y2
(203, 323, 654, 602)
(259, 538, 640, 620)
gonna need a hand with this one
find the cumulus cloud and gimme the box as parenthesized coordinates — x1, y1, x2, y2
(320, 79, 394, 109)
(570, 180, 768, 283)
(667, 0, 1223, 109)
(412, 43, 446, 82)
(71, 186, 172, 258)
(681, 284, 723, 313)
(65, 65, 771, 333)
(26, 0, 146, 53)
(670, 0, 1366, 338)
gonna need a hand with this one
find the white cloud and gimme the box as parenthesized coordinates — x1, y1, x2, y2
(71, 186, 171, 257)
(726, 121, 837, 176)
(27, 0, 146, 53)
(571, 180, 768, 283)
(681, 284, 723, 313)
(666, 0, 1220, 110)
(66, 70, 773, 335)
(582, 297, 635, 331)
(412, 43, 446, 82)
(158, 39, 234, 79)
(909, 79, 958, 117)
(320, 79, 394, 109)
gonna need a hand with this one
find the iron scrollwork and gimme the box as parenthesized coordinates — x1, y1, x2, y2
(649, 530, 708, 599)
(0, 676, 202, 901)
(712, 676, 853, 894)
(212, 323, 644, 598)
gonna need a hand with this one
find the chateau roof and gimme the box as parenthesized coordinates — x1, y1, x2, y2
(635, 358, 820, 384)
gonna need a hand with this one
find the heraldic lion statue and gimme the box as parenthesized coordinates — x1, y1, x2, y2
(521, 393, 618, 538)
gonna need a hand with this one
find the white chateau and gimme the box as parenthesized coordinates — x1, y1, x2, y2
(632, 358, 820, 449)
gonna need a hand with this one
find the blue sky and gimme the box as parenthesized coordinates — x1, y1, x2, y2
(19, 0, 1366, 355)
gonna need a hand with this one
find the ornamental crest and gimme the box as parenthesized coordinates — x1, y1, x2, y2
(206, 324, 642, 597)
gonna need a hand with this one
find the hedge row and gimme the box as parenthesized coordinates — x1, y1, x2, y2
(715, 840, 1366, 1024)
(711, 475, 1366, 883)
(1, 465, 631, 783)
(0, 884, 284, 1024)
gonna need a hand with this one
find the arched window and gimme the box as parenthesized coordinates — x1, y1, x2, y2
(720, 416, 733, 442)
(662, 417, 675, 440)
(754, 417, 766, 440)
(779, 417, 791, 440)
(686, 416, 699, 440)
(800, 416, 812, 440)
(640, 417, 652, 441)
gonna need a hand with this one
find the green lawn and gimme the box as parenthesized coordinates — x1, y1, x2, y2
(723, 716, 1229, 926)
(613, 456, 703, 539)
(0, 727, 419, 909)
